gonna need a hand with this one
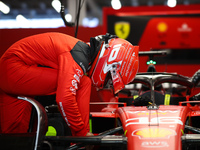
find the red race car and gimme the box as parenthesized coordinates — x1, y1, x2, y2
(1, 51, 200, 150)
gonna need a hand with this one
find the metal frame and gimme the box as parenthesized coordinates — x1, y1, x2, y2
(17, 96, 48, 150)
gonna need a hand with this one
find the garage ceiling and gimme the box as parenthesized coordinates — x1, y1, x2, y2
(0, 0, 200, 24)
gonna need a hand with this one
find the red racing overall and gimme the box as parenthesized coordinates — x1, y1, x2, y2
(0, 32, 91, 136)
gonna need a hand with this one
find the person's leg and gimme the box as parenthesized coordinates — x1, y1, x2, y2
(0, 57, 58, 133)
(76, 76, 91, 134)
(0, 90, 32, 133)
(0, 60, 58, 96)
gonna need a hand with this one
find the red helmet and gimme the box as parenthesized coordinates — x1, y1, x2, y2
(88, 34, 139, 94)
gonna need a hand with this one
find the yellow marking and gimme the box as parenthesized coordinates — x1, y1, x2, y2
(124, 130, 127, 136)
(157, 22, 168, 32)
(135, 128, 173, 138)
(46, 126, 57, 136)
(89, 118, 92, 133)
(164, 94, 171, 105)
(133, 95, 138, 99)
(181, 129, 184, 135)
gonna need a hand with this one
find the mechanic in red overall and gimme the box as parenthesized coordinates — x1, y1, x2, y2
(0, 32, 139, 137)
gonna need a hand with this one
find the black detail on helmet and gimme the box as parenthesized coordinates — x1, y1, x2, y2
(90, 33, 118, 65)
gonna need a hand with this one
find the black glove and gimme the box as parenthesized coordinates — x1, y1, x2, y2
(132, 96, 153, 106)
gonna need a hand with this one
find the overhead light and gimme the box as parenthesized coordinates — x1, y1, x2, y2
(51, 0, 61, 13)
(65, 14, 72, 22)
(0, 18, 65, 29)
(167, 0, 177, 7)
(16, 14, 28, 22)
(111, 0, 121, 10)
(16, 14, 30, 28)
(82, 17, 99, 28)
(0, 1, 10, 14)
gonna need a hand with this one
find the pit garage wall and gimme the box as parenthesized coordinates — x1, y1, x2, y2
(0, 26, 103, 58)
(103, 4, 200, 77)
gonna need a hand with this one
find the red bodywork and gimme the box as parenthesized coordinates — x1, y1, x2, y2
(90, 69, 200, 150)
(90, 94, 200, 150)
(118, 106, 189, 150)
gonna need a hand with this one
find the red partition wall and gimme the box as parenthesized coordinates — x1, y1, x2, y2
(0, 26, 103, 57)
(103, 4, 200, 77)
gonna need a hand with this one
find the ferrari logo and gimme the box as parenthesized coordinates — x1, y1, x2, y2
(114, 21, 130, 39)
(132, 128, 176, 139)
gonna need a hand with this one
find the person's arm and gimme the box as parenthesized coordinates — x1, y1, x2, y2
(56, 52, 87, 136)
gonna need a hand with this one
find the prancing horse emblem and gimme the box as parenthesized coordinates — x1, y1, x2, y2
(114, 21, 130, 39)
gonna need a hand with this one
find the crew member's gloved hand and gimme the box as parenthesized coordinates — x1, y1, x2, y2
(132, 96, 153, 106)
(86, 132, 94, 136)
(85, 132, 94, 150)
